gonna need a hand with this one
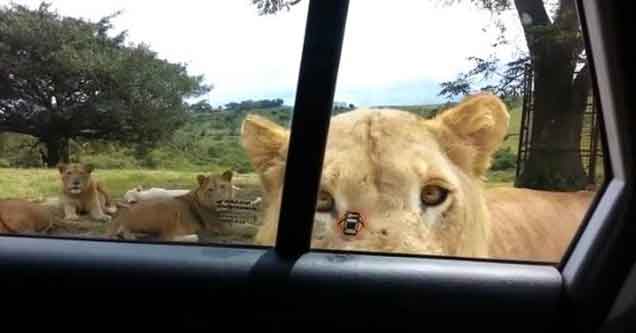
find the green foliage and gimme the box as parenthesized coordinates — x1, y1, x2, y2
(9, 146, 42, 167)
(79, 150, 140, 169)
(491, 147, 516, 171)
(139, 148, 200, 170)
(0, 2, 211, 165)
(206, 139, 253, 173)
(487, 170, 515, 184)
(0, 102, 527, 181)
(251, 0, 302, 15)
(0, 132, 43, 167)
(224, 98, 284, 111)
(189, 100, 215, 114)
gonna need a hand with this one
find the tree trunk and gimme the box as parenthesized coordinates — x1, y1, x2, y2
(515, 54, 589, 191)
(44, 137, 70, 167)
(513, 0, 589, 191)
(0, 132, 6, 153)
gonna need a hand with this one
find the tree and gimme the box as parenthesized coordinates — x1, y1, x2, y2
(253, 0, 592, 191)
(223, 98, 284, 111)
(0, 2, 210, 166)
(190, 100, 215, 114)
(438, 0, 591, 191)
(251, 0, 302, 15)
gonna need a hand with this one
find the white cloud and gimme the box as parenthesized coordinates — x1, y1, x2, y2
(1, 0, 527, 106)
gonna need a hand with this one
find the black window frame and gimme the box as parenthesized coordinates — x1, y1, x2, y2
(1, 0, 634, 330)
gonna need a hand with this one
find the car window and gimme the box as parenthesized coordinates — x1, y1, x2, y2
(0, 0, 308, 246)
(242, 0, 606, 263)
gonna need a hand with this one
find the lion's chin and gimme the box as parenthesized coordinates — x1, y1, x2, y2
(69, 188, 82, 194)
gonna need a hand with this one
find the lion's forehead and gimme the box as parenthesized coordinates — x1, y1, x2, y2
(328, 108, 436, 144)
(321, 110, 456, 190)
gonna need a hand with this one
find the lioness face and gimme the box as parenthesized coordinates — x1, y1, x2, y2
(57, 163, 95, 195)
(241, 93, 509, 258)
(195, 170, 234, 209)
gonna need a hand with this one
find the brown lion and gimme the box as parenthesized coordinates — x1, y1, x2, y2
(107, 170, 234, 242)
(0, 199, 53, 234)
(57, 163, 117, 223)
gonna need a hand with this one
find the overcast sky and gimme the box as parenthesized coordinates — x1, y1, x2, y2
(1, 0, 528, 107)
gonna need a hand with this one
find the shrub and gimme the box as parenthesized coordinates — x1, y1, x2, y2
(491, 147, 517, 171)
(80, 151, 140, 169)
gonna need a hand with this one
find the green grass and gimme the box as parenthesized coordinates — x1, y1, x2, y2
(0, 168, 261, 201)
(0, 166, 516, 203)
(485, 169, 515, 188)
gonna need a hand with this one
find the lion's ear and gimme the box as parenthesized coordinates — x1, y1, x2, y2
(84, 164, 95, 174)
(432, 93, 510, 177)
(197, 175, 208, 186)
(240, 114, 289, 192)
(221, 170, 233, 182)
(56, 163, 67, 174)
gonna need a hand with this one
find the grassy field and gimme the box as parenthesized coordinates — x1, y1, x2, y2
(0, 167, 513, 202)
(0, 104, 522, 201)
(0, 168, 262, 202)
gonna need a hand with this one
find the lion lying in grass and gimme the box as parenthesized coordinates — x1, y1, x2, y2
(57, 163, 117, 223)
(107, 170, 235, 241)
(0, 199, 53, 234)
(240, 93, 595, 262)
(0, 198, 103, 237)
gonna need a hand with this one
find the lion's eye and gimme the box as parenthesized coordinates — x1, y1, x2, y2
(316, 190, 335, 212)
(421, 185, 448, 206)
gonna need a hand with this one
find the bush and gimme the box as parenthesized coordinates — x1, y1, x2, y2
(491, 147, 517, 171)
(140, 148, 201, 170)
(80, 151, 140, 169)
(6, 146, 43, 167)
(206, 139, 253, 173)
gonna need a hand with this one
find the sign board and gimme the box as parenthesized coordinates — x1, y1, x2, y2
(216, 199, 260, 226)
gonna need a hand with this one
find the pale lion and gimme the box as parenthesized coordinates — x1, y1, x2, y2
(240, 93, 595, 262)
(123, 186, 191, 204)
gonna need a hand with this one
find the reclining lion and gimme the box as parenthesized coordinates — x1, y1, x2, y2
(0, 199, 53, 234)
(107, 170, 234, 242)
(57, 163, 117, 223)
(240, 93, 596, 262)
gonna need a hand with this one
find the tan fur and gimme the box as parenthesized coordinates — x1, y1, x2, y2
(57, 163, 117, 222)
(57, 163, 117, 223)
(486, 187, 594, 261)
(241, 93, 594, 262)
(107, 171, 234, 241)
(0, 199, 53, 234)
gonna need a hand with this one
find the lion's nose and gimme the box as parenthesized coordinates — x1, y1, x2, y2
(72, 180, 80, 185)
